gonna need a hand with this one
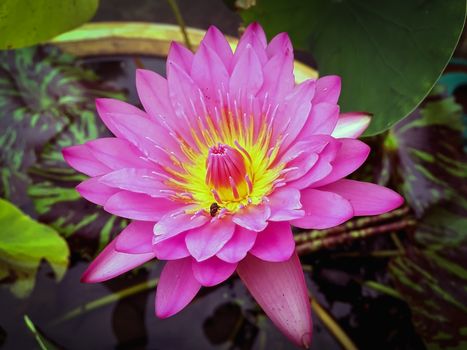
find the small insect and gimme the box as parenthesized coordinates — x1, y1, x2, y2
(210, 202, 220, 217)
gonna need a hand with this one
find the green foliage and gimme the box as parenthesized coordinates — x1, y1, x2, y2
(0, 199, 69, 298)
(349, 81, 467, 348)
(373, 85, 467, 348)
(241, 0, 466, 135)
(385, 91, 467, 217)
(0, 46, 89, 205)
(0, 0, 99, 50)
(0, 45, 126, 255)
(389, 209, 467, 349)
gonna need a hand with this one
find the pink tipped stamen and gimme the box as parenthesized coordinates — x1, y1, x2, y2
(245, 174, 253, 193)
(211, 189, 222, 203)
(280, 167, 299, 175)
(229, 176, 240, 199)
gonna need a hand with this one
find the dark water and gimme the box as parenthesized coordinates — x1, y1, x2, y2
(0, 54, 425, 350)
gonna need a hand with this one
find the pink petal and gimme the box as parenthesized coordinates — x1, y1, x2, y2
(81, 238, 155, 283)
(201, 26, 233, 69)
(280, 135, 330, 164)
(289, 159, 332, 190)
(153, 210, 210, 240)
(279, 136, 330, 183)
(86, 138, 151, 170)
(243, 22, 267, 47)
(287, 139, 339, 190)
(166, 59, 204, 121)
(229, 44, 264, 101)
(268, 187, 304, 221)
(232, 204, 271, 232)
(114, 221, 155, 254)
(76, 177, 119, 205)
(62, 144, 110, 176)
(259, 35, 294, 101)
(217, 226, 257, 263)
(95, 98, 148, 138)
(319, 179, 404, 216)
(332, 112, 371, 139)
(185, 218, 235, 261)
(233, 22, 268, 67)
(274, 80, 315, 150)
(102, 112, 179, 165)
(135, 70, 194, 153)
(153, 233, 190, 260)
(237, 252, 312, 348)
(135, 69, 174, 120)
(155, 258, 201, 318)
(283, 153, 319, 184)
(313, 75, 341, 104)
(191, 256, 237, 287)
(311, 138, 370, 188)
(167, 42, 193, 73)
(266, 32, 293, 58)
(298, 102, 340, 140)
(99, 168, 168, 197)
(191, 41, 229, 104)
(249, 221, 295, 262)
(104, 191, 180, 221)
(291, 188, 353, 229)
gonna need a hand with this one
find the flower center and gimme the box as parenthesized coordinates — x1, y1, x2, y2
(206, 143, 252, 203)
(162, 104, 286, 214)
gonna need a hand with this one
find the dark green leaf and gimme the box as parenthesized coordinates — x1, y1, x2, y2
(0, 198, 69, 298)
(0, 0, 98, 50)
(241, 0, 466, 135)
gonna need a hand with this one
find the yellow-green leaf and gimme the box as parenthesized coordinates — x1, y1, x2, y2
(0, 198, 69, 297)
(0, 0, 99, 50)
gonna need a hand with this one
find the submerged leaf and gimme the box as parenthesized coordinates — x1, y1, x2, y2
(0, 45, 126, 256)
(0, 199, 69, 298)
(388, 92, 467, 217)
(389, 208, 467, 349)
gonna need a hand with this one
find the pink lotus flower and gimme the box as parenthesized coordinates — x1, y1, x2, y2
(62, 23, 403, 347)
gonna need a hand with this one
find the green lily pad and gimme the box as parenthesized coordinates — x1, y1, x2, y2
(0, 0, 98, 50)
(241, 0, 466, 135)
(0, 198, 69, 298)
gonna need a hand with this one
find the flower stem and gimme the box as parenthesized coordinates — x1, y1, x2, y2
(294, 206, 410, 244)
(310, 296, 358, 350)
(296, 219, 416, 255)
(51, 277, 159, 325)
(24, 315, 58, 350)
(166, 0, 193, 51)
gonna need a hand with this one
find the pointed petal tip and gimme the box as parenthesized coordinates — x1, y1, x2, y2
(94, 97, 113, 112)
(155, 259, 201, 318)
(302, 332, 312, 349)
(332, 112, 372, 139)
(238, 253, 312, 347)
(155, 307, 175, 319)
